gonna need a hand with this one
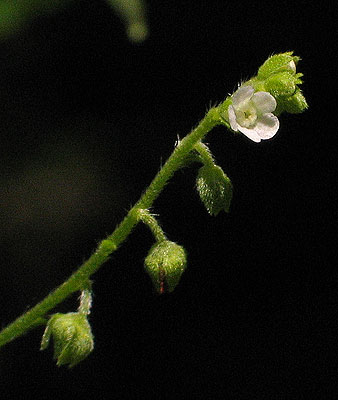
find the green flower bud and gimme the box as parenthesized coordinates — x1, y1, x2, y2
(196, 164, 232, 215)
(144, 240, 187, 294)
(41, 312, 94, 368)
(257, 52, 300, 80)
(254, 52, 307, 115)
(264, 72, 297, 98)
(276, 88, 308, 114)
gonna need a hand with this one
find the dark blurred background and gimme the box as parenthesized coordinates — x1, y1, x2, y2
(0, 0, 336, 398)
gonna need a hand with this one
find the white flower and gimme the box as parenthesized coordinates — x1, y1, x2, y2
(228, 86, 279, 142)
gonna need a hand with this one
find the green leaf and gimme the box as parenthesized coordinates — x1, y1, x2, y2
(196, 164, 232, 215)
(107, 0, 148, 42)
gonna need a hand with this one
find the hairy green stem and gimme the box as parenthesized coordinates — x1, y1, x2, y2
(0, 107, 220, 348)
(134, 209, 167, 242)
(78, 289, 93, 316)
(194, 141, 215, 167)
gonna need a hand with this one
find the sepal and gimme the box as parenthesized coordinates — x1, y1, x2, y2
(196, 164, 232, 215)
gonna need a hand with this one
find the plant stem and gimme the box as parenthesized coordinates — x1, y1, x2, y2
(0, 107, 220, 349)
(78, 288, 93, 316)
(194, 141, 215, 167)
(134, 209, 167, 242)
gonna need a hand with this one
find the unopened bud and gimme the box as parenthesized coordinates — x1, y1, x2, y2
(41, 312, 94, 368)
(144, 240, 187, 294)
(257, 52, 300, 80)
(278, 89, 308, 114)
(264, 72, 297, 98)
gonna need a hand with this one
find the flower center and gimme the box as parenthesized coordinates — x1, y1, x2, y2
(236, 104, 257, 128)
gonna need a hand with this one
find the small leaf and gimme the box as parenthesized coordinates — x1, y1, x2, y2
(196, 164, 232, 216)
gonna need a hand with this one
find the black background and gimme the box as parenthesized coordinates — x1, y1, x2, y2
(0, 0, 336, 398)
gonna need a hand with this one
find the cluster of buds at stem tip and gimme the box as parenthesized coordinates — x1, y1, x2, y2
(219, 52, 307, 142)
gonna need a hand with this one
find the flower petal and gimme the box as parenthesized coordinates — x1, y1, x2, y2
(251, 92, 277, 113)
(232, 86, 254, 108)
(237, 125, 262, 142)
(228, 105, 238, 131)
(255, 113, 280, 139)
(288, 60, 296, 72)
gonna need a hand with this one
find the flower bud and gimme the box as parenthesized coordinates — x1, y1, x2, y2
(196, 164, 232, 215)
(277, 89, 308, 114)
(264, 72, 297, 98)
(41, 312, 94, 368)
(257, 52, 300, 80)
(254, 52, 307, 116)
(144, 240, 187, 293)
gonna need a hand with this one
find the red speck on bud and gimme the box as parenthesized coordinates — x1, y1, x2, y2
(159, 266, 166, 294)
